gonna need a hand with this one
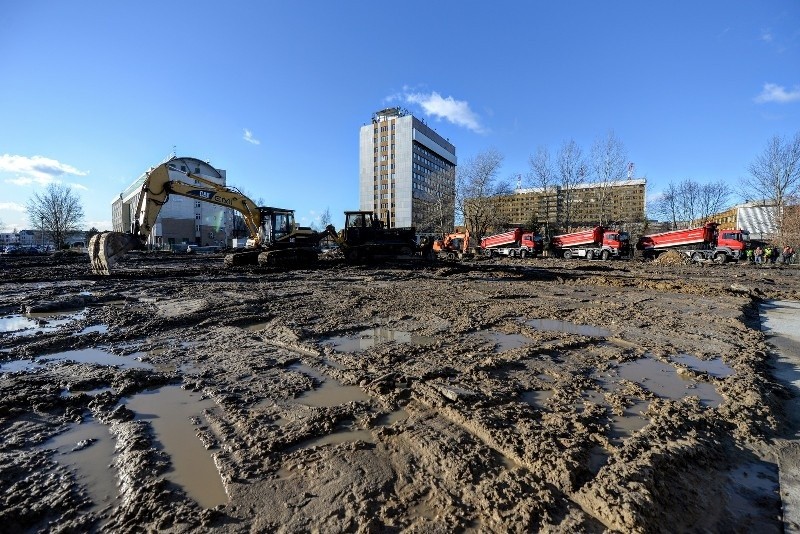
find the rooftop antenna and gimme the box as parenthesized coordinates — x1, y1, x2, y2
(627, 162, 635, 179)
(516, 174, 522, 190)
(171, 145, 177, 158)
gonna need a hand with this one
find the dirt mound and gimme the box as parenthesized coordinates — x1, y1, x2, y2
(654, 249, 690, 265)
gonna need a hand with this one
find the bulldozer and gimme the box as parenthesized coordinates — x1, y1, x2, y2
(89, 157, 334, 274)
(334, 211, 418, 262)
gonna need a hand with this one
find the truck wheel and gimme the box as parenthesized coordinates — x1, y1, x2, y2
(519, 250, 527, 259)
(691, 252, 703, 263)
(563, 250, 572, 260)
(601, 250, 610, 261)
(713, 252, 727, 264)
(586, 250, 595, 260)
(485, 249, 494, 258)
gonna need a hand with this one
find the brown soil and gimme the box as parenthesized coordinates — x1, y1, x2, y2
(1, 251, 798, 532)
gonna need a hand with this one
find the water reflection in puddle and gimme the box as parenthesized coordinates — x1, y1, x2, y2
(602, 357, 723, 407)
(61, 387, 114, 398)
(124, 385, 227, 508)
(287, 408, 409, 453)
(608, 398, 651, 443)
(1, 348, 153, 373)
(322, 327, 434, 353)
(526, 318, 611, 337)
(74, 324, 109, 336)
(44, 418, 118, 512)
(0, 310, 87, 336)
(292, 364, 371, 407)
(482, 332, 532, 352)
(670, 354, 734, 378)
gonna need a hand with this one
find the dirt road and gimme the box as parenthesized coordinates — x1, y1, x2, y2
(1, 251, 798, 532)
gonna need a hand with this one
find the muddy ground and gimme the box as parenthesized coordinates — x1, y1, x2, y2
(1, 250, 799, 533)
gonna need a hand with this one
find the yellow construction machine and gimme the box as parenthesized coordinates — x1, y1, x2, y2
(88, 157, 334, 274)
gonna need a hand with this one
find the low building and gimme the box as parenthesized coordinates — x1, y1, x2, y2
(111, 156, 234, 249)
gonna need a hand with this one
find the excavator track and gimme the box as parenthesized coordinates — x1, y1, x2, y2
(224, 250, 261, 267)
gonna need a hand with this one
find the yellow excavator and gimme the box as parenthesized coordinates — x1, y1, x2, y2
(88, 158, 335, 274)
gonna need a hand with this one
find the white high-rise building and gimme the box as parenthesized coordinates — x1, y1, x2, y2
(359, 107, 457, 232)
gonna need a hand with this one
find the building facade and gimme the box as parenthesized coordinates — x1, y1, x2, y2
(359, 107, 457, 230)
(701, 201, 779, 240)
(490, 179, 646, 232)
(112, 156, 233, 249)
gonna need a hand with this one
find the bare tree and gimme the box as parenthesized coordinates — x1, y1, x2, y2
(696, 180, 730, 222)
(26, 183, 85, 249)
(741, 132, 800, 239)
(589, 131, 628, 226)
(457, 148, 511, 239)
(649, 178, 730, 229)
(649, 182, 681, 229)
(526, 146, 556, 239)
(416, 167, 456, 236)
(556, 139, 587, 231)
(319, 207, 332, 228)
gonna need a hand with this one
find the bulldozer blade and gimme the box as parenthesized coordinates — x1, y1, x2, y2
(89, 232, 140, 275)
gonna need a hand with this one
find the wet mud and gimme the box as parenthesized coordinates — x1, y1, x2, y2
(1, 251, 799, 532)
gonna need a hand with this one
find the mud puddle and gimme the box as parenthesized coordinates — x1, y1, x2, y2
(525, 318, 611, 337)
(61, 387, 114, 398)
(123, 385, 227, 508)
(322, 327, 434, 353)
(291, 363, 371, 407)
(482, 332, 533, 352)
(670, 353, 735, 378)
(287, 408, 409, 452)
(44, 417, 118, 512)
(0, 309, 87, 336)
(598, 356, 723, 407)
(1, 348, 153, 373)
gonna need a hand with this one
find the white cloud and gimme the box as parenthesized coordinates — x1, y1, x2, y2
(0, 202, 25, 212)
(70, 183, 89, 191)
(754, 83, 800, 104)
(243, 129, 261, 145)
(760, 28, 773, 43)
(390, 89, 485, 133)
(0, 154, 88, 187)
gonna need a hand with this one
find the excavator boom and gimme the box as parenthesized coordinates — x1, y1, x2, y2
(89, 158, 264, 275)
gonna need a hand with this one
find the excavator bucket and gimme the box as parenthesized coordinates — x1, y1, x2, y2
(88, 232, 141, 275)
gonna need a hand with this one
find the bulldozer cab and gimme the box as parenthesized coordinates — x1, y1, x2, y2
(259, 207, 295, 244)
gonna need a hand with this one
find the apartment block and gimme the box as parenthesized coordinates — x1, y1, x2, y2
(492, 179, 646, 230)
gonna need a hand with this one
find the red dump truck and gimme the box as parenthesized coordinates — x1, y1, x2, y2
(636, 222, 748, 263)
(481, 228, 543, 258)
(550, 226, 631, 260)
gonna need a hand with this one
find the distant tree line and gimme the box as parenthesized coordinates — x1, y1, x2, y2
(450, 130, 632, 240)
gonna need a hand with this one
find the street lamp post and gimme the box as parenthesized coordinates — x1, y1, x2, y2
(40, 216, 44, 248)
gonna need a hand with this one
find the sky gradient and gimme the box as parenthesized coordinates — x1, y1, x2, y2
(1, 1, 798, 232)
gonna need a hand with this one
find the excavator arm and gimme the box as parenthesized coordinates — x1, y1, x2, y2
(89, 160, 264, 274)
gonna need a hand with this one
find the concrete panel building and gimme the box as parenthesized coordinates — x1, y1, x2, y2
(359, 107, 457, 231)
(489, 179, 646, 232)
(111, 156, 233, 249)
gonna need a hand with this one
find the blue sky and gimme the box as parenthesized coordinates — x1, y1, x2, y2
(1, 1, 798, 232)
